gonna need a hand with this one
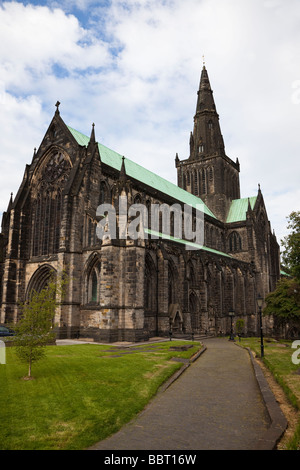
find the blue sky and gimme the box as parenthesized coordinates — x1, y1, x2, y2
(0, 0, 300, 246)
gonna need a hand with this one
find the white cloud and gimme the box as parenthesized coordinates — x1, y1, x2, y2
(0, 0, 299, 246)
(0, 2, 110, 90)
(0, 91, 45, 211)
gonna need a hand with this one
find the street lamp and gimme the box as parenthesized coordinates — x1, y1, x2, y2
(257, 294, 264, 358)
(228, 310, 235, 341)
(169, 318, 173, 341)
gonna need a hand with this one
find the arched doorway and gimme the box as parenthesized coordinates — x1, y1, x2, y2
(168, 303, 183, 333)
(26, 264, 57, 300)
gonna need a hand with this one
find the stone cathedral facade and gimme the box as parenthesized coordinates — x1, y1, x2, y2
(0, 66, 280, 342)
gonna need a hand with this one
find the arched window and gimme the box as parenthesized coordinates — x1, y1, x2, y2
(31, 149, 70, 257)
(42, 193, 51, 255)
(87, 217, 92, 247)
(91, 270, 98, 302)
(134, 194, 142, 204)
(144, 254, 157, 312)
(100, 180, 112, 205)
(189, 292, 200, 331)
(201, 169, 206, 194)
(32, 190, 63, 256)
(194, 171, 198, 195)
(54, 191, 62, 251)
(187, 261, 196, 287)
(99, 182, 107, 205)
(10, 262, 17, 281)
(168, 262, 177, 305)
(86, 257, 101, 304)
(208, 166, 214, 193)
(146, 200, 151, 230)
(32, 196, 41, 256)
(229, 231, 242, 252)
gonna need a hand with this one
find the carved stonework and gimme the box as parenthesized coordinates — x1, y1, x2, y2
(43, 152, 70, 183)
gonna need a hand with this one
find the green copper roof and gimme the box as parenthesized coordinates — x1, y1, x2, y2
(226, 196, 257, 223)
(280, 269, 292, 277)
(67, 125, 216, 219)
(145, 229, 232, 258)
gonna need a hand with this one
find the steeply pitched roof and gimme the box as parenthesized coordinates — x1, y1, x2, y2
(226, 196, 257, 223)
(67, 125, 217, 219)
(145, 228, 232, 259)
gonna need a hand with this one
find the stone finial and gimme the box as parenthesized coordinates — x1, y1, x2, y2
(55, 101, 61, 114)
(89, 123, 96, 144)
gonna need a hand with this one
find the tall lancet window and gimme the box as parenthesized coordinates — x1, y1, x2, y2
(201, 169, 207, 194)
(85, 256, 101, 304)
(194, 171, 198, 195)
(31, 151, 70, 257)
(54, 191, 63, 252)
(91, 270, 98, 302)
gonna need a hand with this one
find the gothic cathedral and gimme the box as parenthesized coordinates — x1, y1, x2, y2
(0, 66, 280, 342)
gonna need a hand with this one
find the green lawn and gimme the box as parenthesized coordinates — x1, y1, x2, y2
(238, 336, 300, 450)
(0, 340, 200, 450)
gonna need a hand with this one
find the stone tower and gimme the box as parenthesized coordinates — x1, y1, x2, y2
(176, 65, 240, 221)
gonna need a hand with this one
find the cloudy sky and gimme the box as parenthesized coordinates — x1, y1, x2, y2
(0, 0, 299, 247)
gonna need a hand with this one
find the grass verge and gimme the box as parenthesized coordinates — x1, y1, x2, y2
(0, 340, 200, 450)
(237, 336, 300, 450)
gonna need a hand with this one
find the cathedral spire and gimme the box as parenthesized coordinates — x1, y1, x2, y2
(191, 65, 225, 159)
(195, 65, 215, 114)
(176, 65, 240, 221)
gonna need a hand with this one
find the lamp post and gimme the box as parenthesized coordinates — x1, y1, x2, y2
(169, 318, 172, 341)
(257, 294, 264, 358)
(228, 310, 235, 341)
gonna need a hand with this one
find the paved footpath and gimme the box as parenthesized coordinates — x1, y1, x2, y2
(89, 338, 273, 451)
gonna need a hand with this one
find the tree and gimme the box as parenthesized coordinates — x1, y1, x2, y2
(14, 274, 67, 378)
(263, 278, 300, 336)
(235, 318, 245, 336)
(281, 211, 300, 281)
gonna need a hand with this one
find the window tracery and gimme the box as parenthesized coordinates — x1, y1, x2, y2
(31, 151, 71, 257)
(85, 257, 101, 304)
(229, 231, 242, 252)
(44, 152, 69, 183)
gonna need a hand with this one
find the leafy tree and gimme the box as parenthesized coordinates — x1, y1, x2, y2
(14, 274, 68, 378)
(281, 211, 300, 281)
(263, 278, 300, 323)
(235, 318, 245, 335)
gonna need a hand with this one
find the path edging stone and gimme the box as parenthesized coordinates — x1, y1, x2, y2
(158, 345, 207, 394)
(245, 347, 288, 450)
